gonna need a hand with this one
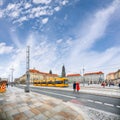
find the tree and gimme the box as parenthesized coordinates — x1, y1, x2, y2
(49, 70, 52, 74)
(61, 65, 66, 77)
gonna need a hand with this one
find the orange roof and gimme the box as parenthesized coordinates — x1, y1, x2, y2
(29, 69, 58, 77)
(67, 74, 81, 77)
(29, 69, 40, 73)
(84, 71, 104, 76)
(107, 72, 116, 75)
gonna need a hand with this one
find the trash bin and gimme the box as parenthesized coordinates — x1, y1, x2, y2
(0, 81, 7, 93)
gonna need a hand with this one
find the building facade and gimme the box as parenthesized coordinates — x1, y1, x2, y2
(17, 69, 58, 84)
(67, 74, 82, 83)
(106, 72, 115, 81)
(114, 69, 120, 84)
(84, 71, 104, 84)
(106, 69, 120, 84)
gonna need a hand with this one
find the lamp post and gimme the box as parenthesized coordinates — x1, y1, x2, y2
(83, 67, 85, 86)
(10, 67, 14, 86)
(25, 46, 30, 92)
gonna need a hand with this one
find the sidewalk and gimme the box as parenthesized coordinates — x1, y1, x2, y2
(0, 86, 88, 120)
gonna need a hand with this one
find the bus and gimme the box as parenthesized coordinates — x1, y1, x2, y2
(33, 77, 68, 87)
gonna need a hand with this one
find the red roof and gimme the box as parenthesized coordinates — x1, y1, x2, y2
(84, 71, 104, 76)
(107, 72, 116, 75)
(29, 69, 40, 73)
(29, 69, 58, 77)
(67, 74, 81, 77)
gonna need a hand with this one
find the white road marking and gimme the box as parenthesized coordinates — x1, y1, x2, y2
(104, 103, 114, 107)
(116, 105, 120, 108)
(87, 99, 94, 102)
(94, 101, 102, 104)
(34, 89, 76, 99)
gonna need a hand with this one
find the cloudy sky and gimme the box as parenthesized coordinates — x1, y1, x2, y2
(0, 0, 120, 79)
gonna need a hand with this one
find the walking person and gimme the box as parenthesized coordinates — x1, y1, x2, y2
(119, 82, 120, 89)
(76, 82, 80, 94)
(73, 81, 76, 93)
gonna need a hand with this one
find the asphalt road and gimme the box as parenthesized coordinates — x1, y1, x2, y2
(16, 85, 120, 115)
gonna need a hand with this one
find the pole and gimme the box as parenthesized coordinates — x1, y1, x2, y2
(11, 67, 14, 86)
(83, 67, 85, 86)
(25, 46, 30, 92)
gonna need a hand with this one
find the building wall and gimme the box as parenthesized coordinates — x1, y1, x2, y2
(67, 74, 82, 83)
(67, 76, 82, 83)
(84, 73, 104, 84)
(106, 73, 115, 81)
(17, 69, 58, 84)
(114, 69, 120, 84)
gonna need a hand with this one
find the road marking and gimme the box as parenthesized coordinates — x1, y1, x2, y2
(104, 103, 114, 107)
(116, 105, 120, 108)
(94, 101, 102, 104)
(33, 89, 76, 99)
(87, 99, 94, 102)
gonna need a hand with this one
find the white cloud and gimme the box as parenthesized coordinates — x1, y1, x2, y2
(54, 6, 60, 12)
(61, 0, 69, 5)
(42, 18, 48, 24)
(7, 3, 16, 10)
(0, 42, 13, 54)
(56, 39, 63, 44)
(24, 3, 31, 9)
(0, 0, 3, 6)
(69, 0, 120, 59)
(0, 10, 3, 18)
(0, 0, 119, 78)
(65, 0, 120, 74)
(14, 16, 27, 23)
(33, 0, 51, 4)
(0, 0, 69, 25)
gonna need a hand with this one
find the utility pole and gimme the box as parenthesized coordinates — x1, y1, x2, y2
(25, 46, 30, 92)
(83, 66, 85, 86)
(8, 74, 10, 84)
(10, 67, 14, 86)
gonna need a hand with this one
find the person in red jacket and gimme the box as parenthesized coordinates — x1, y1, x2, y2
(76, 82, 80, 94)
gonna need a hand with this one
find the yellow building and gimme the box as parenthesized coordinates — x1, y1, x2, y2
(106, 72, 115, 81)
(114, 69, 120, 84)
(17, 69, 58, 84)
(106, 69, 120, 84)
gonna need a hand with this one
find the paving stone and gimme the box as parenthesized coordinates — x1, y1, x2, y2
(0, 112, 7, 119)
(34, 114, 48, 120)
(18, 106, 30, 112)
(43, 111, 54, 118)
(0, 87, 85, 120)
(30, 108, 41, 115)
(12, 112, 28, 120)
(75, 115, 84, 120)
(52, 115, 66, 120)
(6, 109, 20, 116)
(24, 110, 35, 118)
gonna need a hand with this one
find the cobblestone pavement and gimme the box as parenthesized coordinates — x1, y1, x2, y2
(0, 87, 86, 120)
(68, 101, 120, 120)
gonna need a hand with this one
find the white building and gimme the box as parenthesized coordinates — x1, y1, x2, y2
(67, 74, 82, 83)
(84, 71, 104, 84)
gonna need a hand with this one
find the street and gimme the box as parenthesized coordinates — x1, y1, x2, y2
(16, 85, 120, 115)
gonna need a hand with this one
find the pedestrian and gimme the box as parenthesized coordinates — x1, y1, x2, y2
(76, 82, 80, 94)
(119, 83, 120, 89)
(73, 81, 76, 93)
(6, 83, 8, 87)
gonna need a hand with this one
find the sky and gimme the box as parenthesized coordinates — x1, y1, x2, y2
(0, 0, 120, 79)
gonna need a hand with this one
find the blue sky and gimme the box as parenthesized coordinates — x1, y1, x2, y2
(0, 0, 120, 79)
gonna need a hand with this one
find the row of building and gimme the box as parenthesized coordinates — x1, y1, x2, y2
(14, 69, 120, 85)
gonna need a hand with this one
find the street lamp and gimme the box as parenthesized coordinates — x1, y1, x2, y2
(10, 67, 14, 86)
(25, 46, 30, 92)
(82, 67, 85, 86)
